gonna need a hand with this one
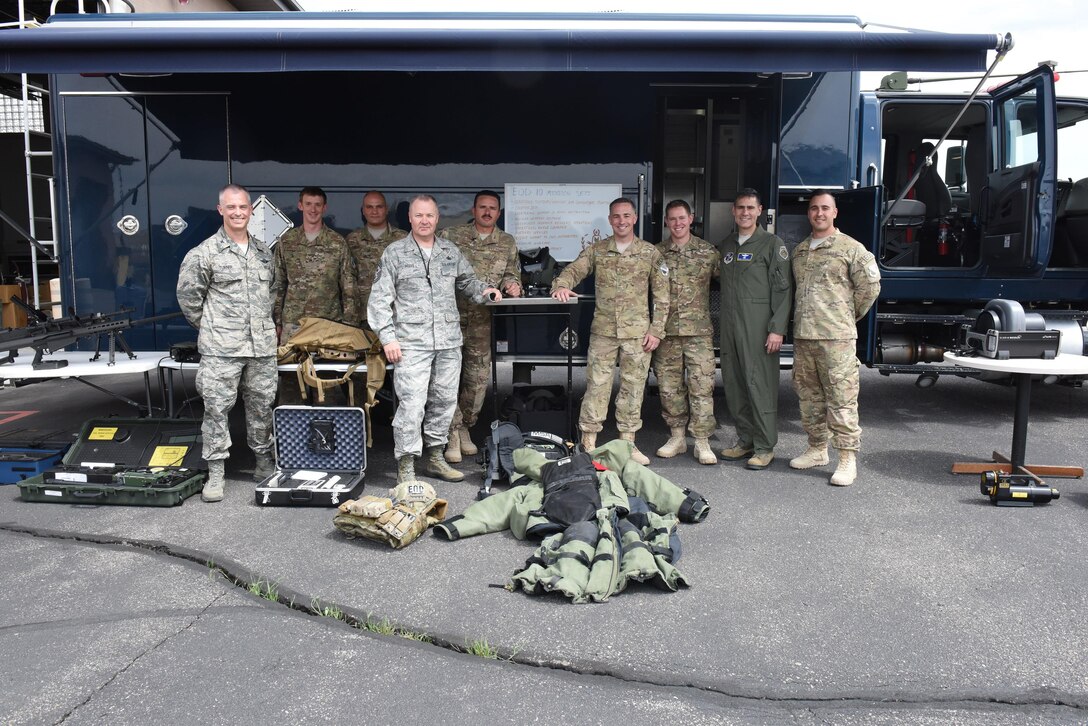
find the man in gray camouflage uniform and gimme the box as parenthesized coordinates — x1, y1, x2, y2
(552, 197, 670, 466)
(439, 190, 522, 464)
(652, 200, 720, 465)
(790, 190, 881, 486)
(176, 184, 277, 502)
(345, 190, 407, 329)
(368, 195, 502, 484)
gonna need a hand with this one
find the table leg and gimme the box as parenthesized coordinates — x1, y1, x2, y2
(143, 371, 154, 416)
(1010, 372, 1031, 470)
(950, 371, 1083, 479)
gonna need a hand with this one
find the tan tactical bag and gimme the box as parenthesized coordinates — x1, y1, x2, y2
(333, 481, 449, 549)
(277, 317, 386, 445)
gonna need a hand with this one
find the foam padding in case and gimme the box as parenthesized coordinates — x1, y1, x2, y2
(273, 406, 366, 472)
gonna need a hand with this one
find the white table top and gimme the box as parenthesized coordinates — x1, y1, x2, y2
(944, 352, 1088, 376)
(159, 357, 388, 373)
(0, 350, 169, 379)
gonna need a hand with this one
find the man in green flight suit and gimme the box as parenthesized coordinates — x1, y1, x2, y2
(718, 188, 792, 470)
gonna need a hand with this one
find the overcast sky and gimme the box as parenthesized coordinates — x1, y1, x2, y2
(298, 1, 1088, 97)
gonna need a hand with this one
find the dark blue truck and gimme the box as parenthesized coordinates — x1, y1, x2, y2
(2, 11, 1085, 382)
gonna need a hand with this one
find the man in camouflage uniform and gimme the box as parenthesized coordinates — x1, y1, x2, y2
(552, 197, 670, 466)
(272, 186, 357, 403)
(439, 190, 523, 463)
(176, 184, 277, 503)
(344, 190, 407, 329)
(368, 195, 501, 484)
(273, 186, 357, 340)
(790, 190, 881, 486)
(718, 189, 793, 471)
(652, 200, 719, 465)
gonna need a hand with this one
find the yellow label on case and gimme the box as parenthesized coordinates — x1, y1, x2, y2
(88, 427, 118, 441)
(1011, 491, 1028, 499)
(148, 446, 188, 467)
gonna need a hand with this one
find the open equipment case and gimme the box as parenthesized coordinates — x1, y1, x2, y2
(17, 418, 206, 506)
(0, 427, 74, 484)
(255, 406, 366, 506)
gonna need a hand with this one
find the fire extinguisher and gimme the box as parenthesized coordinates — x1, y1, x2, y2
(937, 219, 950, 256)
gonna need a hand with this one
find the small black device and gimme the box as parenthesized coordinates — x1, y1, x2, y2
(308, 418, 336, 454)
(980, 470, 1060, 507)
(170, 341, 201, 364)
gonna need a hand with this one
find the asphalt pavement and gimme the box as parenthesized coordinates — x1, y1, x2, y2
(1, 362, 1087, 724)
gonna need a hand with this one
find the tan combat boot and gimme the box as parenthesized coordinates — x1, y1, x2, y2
(719, 442, 754, 461)
(580, 431, 597, 452)
(746, 451, 775, 471)
(444, 428, 462, 464)
(693, 438, 717, 465)
(656, 427, 688, 458)
(397, 454, 416, 484)
(421, 445, 465, 482)
(252, 450, 275, 482)
(830, 450, 857, 487)
(789, 444, 830, 470)
(202, 460, 225, 503)
(619, 432, 650, 466)
(459, 429, 478, 457)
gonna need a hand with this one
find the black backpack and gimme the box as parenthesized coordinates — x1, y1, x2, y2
(528, 451, 601, 537)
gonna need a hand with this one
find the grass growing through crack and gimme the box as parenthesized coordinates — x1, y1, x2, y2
(209, 569, 436, 646)
(310, 597, 345, 621)
(465, 639, 499, 659)
(247, 578, 279, 601)
(353, 613, 432, 643)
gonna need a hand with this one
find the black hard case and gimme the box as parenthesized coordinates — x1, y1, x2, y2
(17, 418, 206, 506)
(255, 406, 366, 507)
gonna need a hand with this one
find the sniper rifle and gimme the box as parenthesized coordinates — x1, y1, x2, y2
(0, 297, 182, 370)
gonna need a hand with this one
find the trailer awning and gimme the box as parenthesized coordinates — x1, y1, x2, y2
(0, 12, 1006, 75)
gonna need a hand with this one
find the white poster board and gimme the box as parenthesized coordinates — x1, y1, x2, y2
(504, 183, 622, 261)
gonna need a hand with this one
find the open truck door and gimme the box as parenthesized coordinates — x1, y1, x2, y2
(982, 65, 1057, 274)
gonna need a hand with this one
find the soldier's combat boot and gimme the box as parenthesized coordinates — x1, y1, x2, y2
(789, 444, 830, 470)
(397, 454, 416, 484)
(459, 429, 478, 457)
(719, 442, 754, 461)
(619, 432, 650, 466)
(422, 445, 465, 482)
(693, 438, 717, 465)
(444, 428, 462, 464)
(746, 451, 775, 471)
(580, 430, 597, 452)
(202, 460, 225, 503)
(830, 450, 857, 487)
(252, 450, 275, 483)
(655, 427, 688, 458)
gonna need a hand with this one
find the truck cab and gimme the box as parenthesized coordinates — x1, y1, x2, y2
(852, 65, 1088, 377)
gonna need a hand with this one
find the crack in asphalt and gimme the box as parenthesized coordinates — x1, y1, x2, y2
(53, 589, 227, 725)
(3, 522, 1086, 715)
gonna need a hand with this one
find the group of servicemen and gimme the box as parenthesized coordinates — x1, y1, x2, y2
(176, 183, 880, 504)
